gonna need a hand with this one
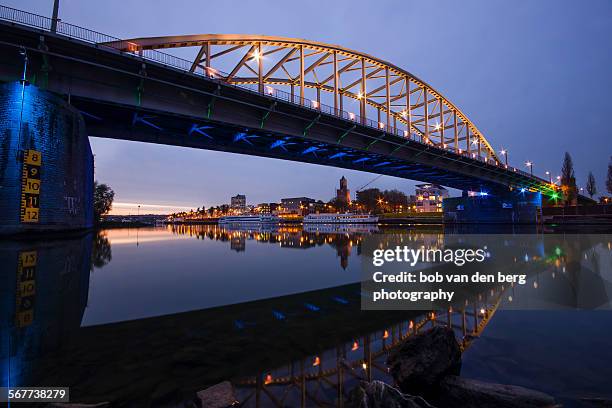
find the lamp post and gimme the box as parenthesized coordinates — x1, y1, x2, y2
(500, 149, 508, 167)
(525, 161, 533, 176)
(545, 171, 552, 183)
(51, 0, 60, 33)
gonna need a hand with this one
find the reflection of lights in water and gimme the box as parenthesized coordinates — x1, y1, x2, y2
(563, 266, 566, 273)
(552, 272, 555, 279)
(534, 281, 538, 289)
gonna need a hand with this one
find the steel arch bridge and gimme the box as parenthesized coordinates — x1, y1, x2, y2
(0, 5, 563, 198)
(114, 34, 499, 162)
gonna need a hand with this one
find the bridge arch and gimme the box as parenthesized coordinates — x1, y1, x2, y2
(114, 34, 499, 162)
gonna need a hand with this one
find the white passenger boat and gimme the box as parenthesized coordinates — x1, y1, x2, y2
(302, 213, 378, 224)
(218, 214, 280, 224)
(303, 223, 379, 234)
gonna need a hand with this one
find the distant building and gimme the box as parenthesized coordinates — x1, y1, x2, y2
(231, 194, 246, 211)
(280, 197, 315, 215)
(256, 203, 280, 214)
(309, 200, 327, 214)
(257, 203, 270, 213)
(415, 184, 448, 212)
(336, 176, 351, 205)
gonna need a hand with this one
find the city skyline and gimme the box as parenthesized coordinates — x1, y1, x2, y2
(112, 175, 383, 216)
(8, 0, 612, 215)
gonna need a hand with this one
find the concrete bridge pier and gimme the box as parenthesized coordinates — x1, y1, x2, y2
(443, 190, 542, 224)
(0, 82, 93, 235)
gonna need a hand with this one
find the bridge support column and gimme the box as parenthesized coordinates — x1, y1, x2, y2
(443, 190, 542, 224)
(0, 82, 93, 235)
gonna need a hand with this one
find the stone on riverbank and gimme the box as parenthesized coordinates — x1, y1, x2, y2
(434, 375, 556, 408)
(386, 326, 461, 395)
(580, 397, 612, 407)
(347, 380, 437, 408)
(195, 381, 238, 408)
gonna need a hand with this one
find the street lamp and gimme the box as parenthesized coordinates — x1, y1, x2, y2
(525, 161, 533, 176)
(545, 171, 552, 183)
(500, 149, 508, 166)
(51, 0, 60, 33)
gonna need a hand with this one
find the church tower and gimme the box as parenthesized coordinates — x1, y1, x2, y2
(336, 176, 351, 205)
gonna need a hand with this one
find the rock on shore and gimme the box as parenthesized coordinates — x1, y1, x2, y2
(195, 381, 237, 408)
(386, 326, 461, 395)
(378, 326, 556, 408)
(347, 380, 436, 408)
(434, 375, 557, 408)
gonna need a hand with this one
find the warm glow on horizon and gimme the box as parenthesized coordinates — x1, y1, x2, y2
(109, 201, 197, 215)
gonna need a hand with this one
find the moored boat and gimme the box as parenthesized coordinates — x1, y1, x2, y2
(302, 213, 378, 224)
(219, 214, 280, 224)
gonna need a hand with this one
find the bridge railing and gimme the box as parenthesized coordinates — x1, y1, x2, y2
(0, 4, 541, 184)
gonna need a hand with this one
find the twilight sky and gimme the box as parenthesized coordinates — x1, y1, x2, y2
(10, 0, 612, 214)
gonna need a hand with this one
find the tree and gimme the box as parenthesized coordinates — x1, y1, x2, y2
(382, 189, 409, 211)
(560, 152, 577, 205)
(355, 188, 382, 212)
(327, 197, 348, 212)
(561, 152, 575, 184)
(93, 181, 115, 222)
(91, 231, 112, 269)
(586, 172, 597, 199)
(607, 156, 612, 195)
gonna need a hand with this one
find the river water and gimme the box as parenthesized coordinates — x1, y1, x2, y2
(1, 224, 611, 407)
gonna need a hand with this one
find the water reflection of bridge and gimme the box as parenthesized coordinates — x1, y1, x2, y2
(1, 228, 610, 406)
(232, 289, 504, 408)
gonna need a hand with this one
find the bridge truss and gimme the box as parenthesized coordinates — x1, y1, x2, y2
(115, 34, 499, 163)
